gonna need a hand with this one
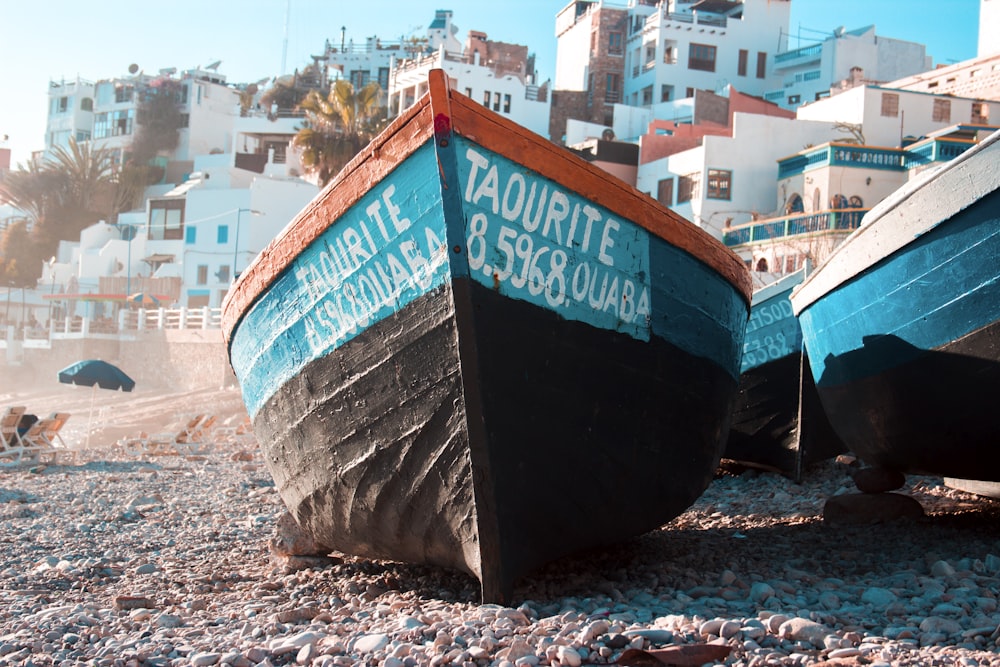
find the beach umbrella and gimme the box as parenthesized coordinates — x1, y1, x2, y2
(58, 359, 135, 391)
(127, 292, 161, 308)
(57, 359, 135, 447)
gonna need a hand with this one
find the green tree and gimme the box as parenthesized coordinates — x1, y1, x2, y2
(293, 79, 386, 186)
(131, 79, 185, 163)
(0, 138, 159, 284)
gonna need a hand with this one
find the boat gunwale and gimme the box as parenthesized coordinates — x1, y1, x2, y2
(222, 69, 752, 348)
(790, 129, 1000, 314)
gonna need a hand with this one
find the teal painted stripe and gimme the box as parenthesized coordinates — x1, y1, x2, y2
(232, 135, 750, 416)
(230, 142, 450, 417)
(454, 136, 746, 376)
(800, 195, 1000, 387)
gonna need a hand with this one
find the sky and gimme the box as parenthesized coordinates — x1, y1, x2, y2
(0, 0, 982, 168)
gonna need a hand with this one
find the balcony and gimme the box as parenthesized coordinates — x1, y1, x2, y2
(723, 208, 867, 247)
(774, 43, 823, 68)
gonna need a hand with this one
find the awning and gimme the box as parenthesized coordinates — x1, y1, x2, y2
(142, 254, 175, 264)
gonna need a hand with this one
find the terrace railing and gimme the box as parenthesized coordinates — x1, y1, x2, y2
(723, 208, 868, 247)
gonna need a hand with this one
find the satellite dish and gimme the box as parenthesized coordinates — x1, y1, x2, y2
(206, 60, 222, 71)
(834, 26, 845, 37)
(128, 63, 139, 74)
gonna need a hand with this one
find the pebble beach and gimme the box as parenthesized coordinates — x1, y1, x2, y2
(1, 386, 999, 667)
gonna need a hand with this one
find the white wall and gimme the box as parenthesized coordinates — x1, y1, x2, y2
(980, 0, 1000, 57)
(637, 113, 836, 238)
(797, 86, 987, 147)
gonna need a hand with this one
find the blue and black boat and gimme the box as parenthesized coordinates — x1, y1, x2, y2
(222, 70, 752, 602)
(726, 268, 844, 479)
(791, 129, 1000, 482)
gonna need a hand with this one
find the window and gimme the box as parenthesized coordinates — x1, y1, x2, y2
(661, 84, 673, 102)
(663, 41, 676, 64)
(483, 90, 491, 106)
(706, 169, 731, 200)
(605, 73, 621, 103)
(75, 130, 91, 142)
(738, 49, 748, 77)
(80, 98, 93, 111)
(148, 199, 185, 240)
(972, 102, 989, 124)
(503, 94, 511, 113)
(881, 92, 899, 117)
(217, 225, 229, 244)
(350, 70, 370, 89)
(686, 87, 695, 98)
(197, 265, 208, 285)
(608, 31, 623, 55)
(465, 87, 473, 98)
(688, 43, 717, 72)
(493, 92, 501, 112)
(756, 52, 767, 79)
(656, 178, 674, 206)
(643, 42, 656, 68)
(642, 86, 653, 105)
(55, 96, 69, 113)
(932, 98, 951, 123)
(378, 67, 390, 90)
(217, 265, 231, 283)
(185, 227, 197, 244)
(115, 84, 134, 104)
(787, 94, 800, 105)
(93, 110, 135, 139)
(678, 173, 700, 202)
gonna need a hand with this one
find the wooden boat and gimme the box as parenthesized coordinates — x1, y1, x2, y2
(222, 69, 752, 602)
(790, 129, 1000, 481)
(726, 268, 844, 479)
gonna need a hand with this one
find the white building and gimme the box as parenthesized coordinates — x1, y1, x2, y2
(40, 158, 317, 315)
(624, 0, 790, 106)
(980, 0, 1000, 57)
(768, 25, 931, 110)
(635, 112, 834, 236)
(388, 11, 551, 137)
(795, 84, 993, 147)
(44, 65, 241, 174)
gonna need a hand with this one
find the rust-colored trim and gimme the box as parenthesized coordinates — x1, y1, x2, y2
(221, 97, 434, 343)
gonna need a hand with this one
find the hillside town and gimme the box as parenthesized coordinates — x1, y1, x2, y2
(0, 0, 998, 360)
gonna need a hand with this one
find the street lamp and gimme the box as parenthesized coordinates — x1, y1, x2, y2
(115, 222, 144, 297)
(233, 208, 262, 281)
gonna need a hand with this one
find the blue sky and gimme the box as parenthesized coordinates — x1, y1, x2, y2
(0, 0, 982, 167)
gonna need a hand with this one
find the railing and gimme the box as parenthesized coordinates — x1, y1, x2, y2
(775, 43, 823, 65)
(663, 11, 728, 28)
(723, 208, 868, 246)
(38, 306, 224, 339)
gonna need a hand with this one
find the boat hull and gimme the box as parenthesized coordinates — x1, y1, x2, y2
(254, 277, 738, 599)
(224, 70, 752, 601)
(792, 131, 1000, 480)
(727, 272, 844, 477)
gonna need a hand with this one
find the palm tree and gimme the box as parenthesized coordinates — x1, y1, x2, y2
(0, 157, 65, 224)
(46, 137, 117, 214)
(293, 79, 387, 186)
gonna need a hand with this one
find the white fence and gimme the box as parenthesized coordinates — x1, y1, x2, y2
(3, 306, 224, 351)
